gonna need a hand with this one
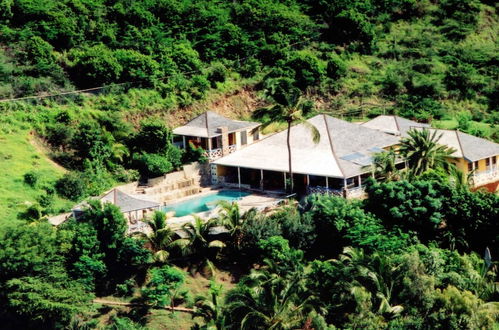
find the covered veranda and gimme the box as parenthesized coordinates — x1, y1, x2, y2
(215, 165, 370, 197)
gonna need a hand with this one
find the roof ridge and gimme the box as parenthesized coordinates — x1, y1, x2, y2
(323, 114, 346, 178)
(205, 111, 210, 136)
(393, 115, 401, 134)
(454, 130, 466, 160)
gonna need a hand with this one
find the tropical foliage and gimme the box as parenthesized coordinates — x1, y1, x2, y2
(0, 0, 498, 328)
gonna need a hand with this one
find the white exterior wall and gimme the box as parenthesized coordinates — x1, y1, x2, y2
(234, 128, 258, 150)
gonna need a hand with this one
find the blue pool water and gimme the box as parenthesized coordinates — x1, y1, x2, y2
(162, 190, 251, 217)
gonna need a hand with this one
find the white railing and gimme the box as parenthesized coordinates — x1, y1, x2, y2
(307, 186, 344, 197)
(472, 168, 499, 187)
(205, 148, 223, 161)
(307, 185, 366, 199)
(204, 145, 237, 161)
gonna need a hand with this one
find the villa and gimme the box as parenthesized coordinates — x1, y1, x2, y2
(211, 114, 401, 198)
(205, 113, 499, 195)
(173, 111, 261, 161)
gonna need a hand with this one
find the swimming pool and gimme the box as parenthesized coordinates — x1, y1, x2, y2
(162, 190, 251, 217)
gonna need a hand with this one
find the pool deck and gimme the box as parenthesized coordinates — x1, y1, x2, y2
(129, 188, 286, 233)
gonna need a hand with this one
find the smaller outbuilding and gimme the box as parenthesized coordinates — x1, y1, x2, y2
(72, 188, 160, 223)
(173, 111, 261, 161)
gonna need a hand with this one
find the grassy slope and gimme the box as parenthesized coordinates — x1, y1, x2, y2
(0, 127, 71, 226)
(93, 268, 235, 329)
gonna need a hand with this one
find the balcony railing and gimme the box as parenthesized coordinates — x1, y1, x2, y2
(204, 145, 237, 161)
(205, 148, 223, 161)
(472, 168, 499, 187)
(228, 144, 237, 154)
(307, 185, 366, 199)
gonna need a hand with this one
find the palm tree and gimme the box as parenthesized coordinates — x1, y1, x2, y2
(216, 201, 259, 251)
(192, 281, 226, 330)
(134, 211, 177, 263)
(255, 78, 320, 192)
(224, 267, 314, 329)
(399, 129, 456, 177)
(176, 216, 225, 274)
(335, 247, 403, 318)
(216, 200, 242, 236)
(448, 166, 473, 190)
(366, 149, 401, 181)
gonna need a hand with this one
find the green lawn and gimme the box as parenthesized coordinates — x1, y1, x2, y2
(0, 127, 72, 227)
(432, 119, 495, 135)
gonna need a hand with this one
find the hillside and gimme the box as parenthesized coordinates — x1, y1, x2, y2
(0, 1, 498, 329)
(0, 125, 72, 225)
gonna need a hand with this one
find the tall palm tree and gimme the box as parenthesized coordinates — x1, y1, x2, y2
(135, 211, 177, 263)
(399, 129, 456, 177)
(255, 78, 320, 192)
(216, 200, 242, 237)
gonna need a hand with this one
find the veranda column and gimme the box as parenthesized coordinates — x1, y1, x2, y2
(283, 172, 287, 191)
(207, 137, 212, 152)
(325, 177, 329, 189)
(260, 169, 264, 191)
(343, 178, 348, 198)
(237, 167, 241, 190)
(358, 175, 362, 188)
(182, 136, 186, 149)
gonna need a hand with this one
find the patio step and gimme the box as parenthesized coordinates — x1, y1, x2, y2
(159, 186, 202, 203)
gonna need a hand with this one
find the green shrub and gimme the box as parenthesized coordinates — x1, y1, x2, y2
(24, 204, 42, 221)
(326, 54, 347, 80)
(37, 193, 54, 208)
(207, 62, 228, 87)
(133, 153, 173, 177)
(23, 171, 39, 187)
(55, 172, 86, 201)
(115, 278, 135, 297)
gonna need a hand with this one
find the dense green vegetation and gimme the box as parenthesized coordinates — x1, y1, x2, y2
(0, 176, 497, 329)
(0, 0, 498, 328)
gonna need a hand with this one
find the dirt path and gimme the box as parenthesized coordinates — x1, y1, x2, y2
(28, 132, 67, 173)
(93, 298, 194, 313)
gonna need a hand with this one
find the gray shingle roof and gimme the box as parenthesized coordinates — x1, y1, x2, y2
(214, 114, 400, 178)
(457, 130, 499, 161)
(173, 111, 260, 138)
(99, 189, 160, 213)
(362, 115, 430, 137)
(411, 128, 499, 161)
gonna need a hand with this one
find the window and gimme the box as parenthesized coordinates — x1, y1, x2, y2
(474, 161, 479, 170)
(241, 131, 247, 145)
(486, 158, 490, 167)
(468, 162, 473, 172)
(493, 156, 497, 165)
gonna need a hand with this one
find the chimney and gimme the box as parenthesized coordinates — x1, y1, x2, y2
(217, 126, 229, 156)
